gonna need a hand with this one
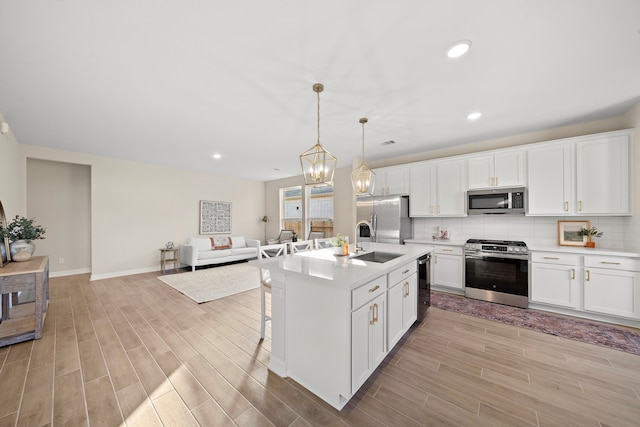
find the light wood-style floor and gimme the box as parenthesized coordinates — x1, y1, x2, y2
(1, 270, 639, 426)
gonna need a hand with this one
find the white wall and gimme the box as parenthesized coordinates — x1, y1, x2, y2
(27, 159, 91, 275)
(20, 144, 265, 279)
(0, 112, 24, 217)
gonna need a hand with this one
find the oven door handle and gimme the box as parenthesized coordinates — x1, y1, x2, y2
(465, 253, 528, 261)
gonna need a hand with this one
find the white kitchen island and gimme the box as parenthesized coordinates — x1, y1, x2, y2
(251, 242, 431, 410)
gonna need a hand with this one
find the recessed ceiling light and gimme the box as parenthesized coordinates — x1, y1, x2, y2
(467, 112, 482, 121)
(447, 40, 472, 58)
(212, 153, 221, 159)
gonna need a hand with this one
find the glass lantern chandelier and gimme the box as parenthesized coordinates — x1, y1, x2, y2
(350, 117, 375, 195)
(299, 83, 337, 187)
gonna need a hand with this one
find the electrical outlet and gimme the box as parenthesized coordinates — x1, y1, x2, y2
(59, 257, 64, 264)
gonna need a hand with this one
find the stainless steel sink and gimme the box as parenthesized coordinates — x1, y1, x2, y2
(350, 251, 403, 263)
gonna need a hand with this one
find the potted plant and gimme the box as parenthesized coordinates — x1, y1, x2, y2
(578, 226, 603, 248)
(0, 215, 46, 261)
(332, 234, 348, 255)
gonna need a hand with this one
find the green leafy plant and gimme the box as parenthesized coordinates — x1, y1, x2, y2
(332, 234, 348, 247)
(0, 215, 46, 241)
(578, 227, 603, 239)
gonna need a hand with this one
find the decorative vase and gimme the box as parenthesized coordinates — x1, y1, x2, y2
(586, 236, 595, 248)
(12, 247, 32, 262)
(9, 239, 36, 258)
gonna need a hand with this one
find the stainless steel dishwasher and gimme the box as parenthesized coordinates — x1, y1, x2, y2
(417, 253, 431, 321)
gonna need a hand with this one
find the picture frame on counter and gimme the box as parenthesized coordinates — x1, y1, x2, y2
(558, 220, 589, 247)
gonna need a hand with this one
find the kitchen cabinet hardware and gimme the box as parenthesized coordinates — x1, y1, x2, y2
(571, 268, 575, 279)
(586, 270, 591, 281)
(368, 285, 380, 293)
(600, 261, 622, 265)
(543, 256, 560, 260)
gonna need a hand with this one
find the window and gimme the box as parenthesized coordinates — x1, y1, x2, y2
(281, 186, 302, 238)
(307, 186, 333, 238)
(278, 185, 334, 240)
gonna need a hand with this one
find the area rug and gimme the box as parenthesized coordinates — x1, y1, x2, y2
(431, 291, 640, 356)
(157, 263, 259, 303)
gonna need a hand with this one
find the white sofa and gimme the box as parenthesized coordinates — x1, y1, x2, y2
(179, 236, 260, 271)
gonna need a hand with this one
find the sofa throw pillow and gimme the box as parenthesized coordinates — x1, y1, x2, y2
(211, 236, 232, 250)
(232, 236, 246, 248)
(189, 237, 214, 251)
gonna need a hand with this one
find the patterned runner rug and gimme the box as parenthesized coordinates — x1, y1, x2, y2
(157, 262, 259, 303)
(431, 291, 640, 356)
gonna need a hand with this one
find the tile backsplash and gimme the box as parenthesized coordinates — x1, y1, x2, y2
(413, 215, 640, 250)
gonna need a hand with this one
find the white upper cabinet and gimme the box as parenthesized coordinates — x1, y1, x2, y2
(527, 129, 632, 216)
(409, 159, 466, 217)
(372, 166, 410, 196)
(409, 164, 434, 216)
(527, 143, 573, 215)
(467, 150, 525, 189)
(576, 134, 631, 215)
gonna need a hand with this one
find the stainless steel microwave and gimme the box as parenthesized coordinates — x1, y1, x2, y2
(467, 187, 526, 215)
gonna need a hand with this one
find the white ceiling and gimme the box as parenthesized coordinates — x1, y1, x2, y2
(1, 1, 639, 182)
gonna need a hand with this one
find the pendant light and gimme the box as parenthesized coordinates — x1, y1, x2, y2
(299, 83, 337, 187)
(350, 117, 375, 195)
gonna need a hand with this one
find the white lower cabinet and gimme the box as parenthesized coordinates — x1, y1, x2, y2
(530, 251, 640, 322)
(433, 246, 463, 290)
(530, 253, 580, 308)
(583, 256, 640, 319)
(387, 270, 417, 349)
(352, 293, 386, 394)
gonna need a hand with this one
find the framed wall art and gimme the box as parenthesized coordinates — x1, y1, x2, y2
(199, 200, 232, 234)
(0, 200, 10, 267)
(558, 220, 589, 247)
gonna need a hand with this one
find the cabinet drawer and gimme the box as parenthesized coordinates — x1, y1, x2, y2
(531, 252, 579, 265)
(352, 276, 387, 311)
(388, 261, 416, 286)
(434, 246, 463, 256)
(584, 256, 640, 272)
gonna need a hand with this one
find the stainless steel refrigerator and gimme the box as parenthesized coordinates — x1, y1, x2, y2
(356, 195, 412, 244)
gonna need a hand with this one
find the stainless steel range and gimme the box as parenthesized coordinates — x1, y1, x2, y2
(464, 239, 529, 308)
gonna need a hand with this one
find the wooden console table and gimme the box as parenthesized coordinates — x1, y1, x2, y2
(159, 248, 179, 273)
(0, 256, 49, 347)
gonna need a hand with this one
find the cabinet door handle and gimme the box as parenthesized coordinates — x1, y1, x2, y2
(373, 303, 379, 323)
(571, 268, 575, 280)
(600, 261, 622, 265)
(370, 304, 375, 325)
(489, 177, 494, 187)
(585, 269, 590, 281)
(368, 285, 380, 293)
(495, 177, 499, 186)
(564, 201, 569, 212)
(435, 255, 438, 264)
(543, 256, 560, 260)
(402, 269, 410, 274)
(443, 249, 453, 252)
(403, 282, 409, 297)
(578, 200, 583, 212)
(437, 205, 441, 214)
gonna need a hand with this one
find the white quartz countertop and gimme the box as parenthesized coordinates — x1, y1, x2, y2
(250, 242, 431, 290)
(405, 238, 466, 247)
(528, 245, 640, 258)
